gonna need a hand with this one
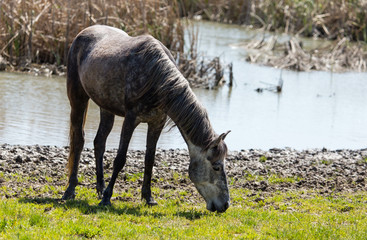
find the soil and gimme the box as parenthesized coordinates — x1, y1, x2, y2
(1, 144, 367, 203)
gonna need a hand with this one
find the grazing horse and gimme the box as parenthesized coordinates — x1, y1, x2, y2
(62, 25, 231, 213)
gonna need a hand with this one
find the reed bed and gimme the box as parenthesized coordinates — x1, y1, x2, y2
(244, 36, 367, 72)
(178, 0, 367, 42)
(178, 0, 367, 72)
(0, 0, 228, 88)
(0, 0, 183, 66)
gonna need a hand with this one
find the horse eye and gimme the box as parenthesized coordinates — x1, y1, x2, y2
(212, 165, 221, 171)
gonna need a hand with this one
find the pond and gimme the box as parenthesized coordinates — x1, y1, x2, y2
(0, 21, 366, 150)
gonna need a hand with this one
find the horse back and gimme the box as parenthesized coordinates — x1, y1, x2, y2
(67, 25, 176, 118)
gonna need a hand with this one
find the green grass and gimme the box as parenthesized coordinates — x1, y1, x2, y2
(125, 172, 144, 182)
(358, 157, 367, 164)
(321, 159, 333, 165)
(268, 174, 302, 184)
(1, 172, 367, 239)
(259, 156, 267, 163)
(1, 186, 367, 239)
(241, 172, 302, 185)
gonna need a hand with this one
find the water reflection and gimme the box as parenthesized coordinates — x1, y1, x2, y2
(0, 21, 366, 150)
(0, 72, 69, 146)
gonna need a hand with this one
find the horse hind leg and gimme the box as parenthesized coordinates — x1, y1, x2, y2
(94, 109, 115, 199)
(142, 118, 166, 206)
(62, 68, 89, 200)
(99, 111, 139, 206)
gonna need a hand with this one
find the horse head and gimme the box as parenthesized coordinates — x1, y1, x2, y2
(188, 131, 231, 213)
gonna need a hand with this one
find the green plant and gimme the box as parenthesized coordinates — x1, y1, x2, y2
(321, 159, 333, 165)
(259, 155, 267, 163)
(125, 172, 144, 182)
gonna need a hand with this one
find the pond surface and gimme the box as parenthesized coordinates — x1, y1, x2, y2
(1, 21, 366, 150)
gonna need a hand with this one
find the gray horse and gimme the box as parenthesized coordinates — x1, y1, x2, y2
(62, 25, 231, 213)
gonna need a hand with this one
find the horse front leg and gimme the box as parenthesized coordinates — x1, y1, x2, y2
(94, 109, 115, 199)
(99, 111, 139, 206)
(142, 118, 166, 206)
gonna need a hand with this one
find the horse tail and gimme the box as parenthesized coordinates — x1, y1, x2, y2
(66, 103, 88, 178)
(66, 37, 90, 180)
(67, 128, 74, 179)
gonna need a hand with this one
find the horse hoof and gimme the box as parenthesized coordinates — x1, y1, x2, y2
(96, 185, 105, 199)
(61, 191, 76, 200)
(146, 199, 158, 206)
(99, 200, 111, 206)
(97, 190, 104, 199)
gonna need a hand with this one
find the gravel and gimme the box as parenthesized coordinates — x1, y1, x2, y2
(1, 144, 366, 202)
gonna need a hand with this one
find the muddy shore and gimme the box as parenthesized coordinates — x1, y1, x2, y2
(1, 144, 367, 203)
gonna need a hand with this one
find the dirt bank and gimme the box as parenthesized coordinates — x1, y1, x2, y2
(1, 144, 366, 202)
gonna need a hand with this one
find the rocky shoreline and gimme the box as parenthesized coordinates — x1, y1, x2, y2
(1, 144, 367, 202)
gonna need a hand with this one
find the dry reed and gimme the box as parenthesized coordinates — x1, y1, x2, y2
(178, 0, 367, 42)
(0, 0, 229, 88)
(244, 36, 367, 72)
(0, 0, 183, 66)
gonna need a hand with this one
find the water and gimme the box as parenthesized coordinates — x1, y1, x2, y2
(1, 21, 366, 150)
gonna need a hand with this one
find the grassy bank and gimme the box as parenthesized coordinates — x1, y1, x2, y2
(1, 146, 367, 238)
(1, 183, 367, 239)
(178, 0, 367, 42)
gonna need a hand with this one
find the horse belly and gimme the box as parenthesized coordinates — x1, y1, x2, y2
(79, 63, 127, 116)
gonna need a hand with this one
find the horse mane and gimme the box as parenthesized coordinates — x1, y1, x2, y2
(135, 36, 219, 148)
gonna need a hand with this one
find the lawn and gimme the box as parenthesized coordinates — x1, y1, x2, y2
(1, 182, 367, 239)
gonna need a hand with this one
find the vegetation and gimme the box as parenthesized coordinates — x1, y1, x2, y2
(1, 168, 367, 239)
(176, 0, 367, 72)
(178, 0, 367, 42)
(0, 0, 227, 88)
(244, 36, 367, 72)
(1, 183, 367, 238)
(259, 155, 267, 162)
(0, 0, 183, 66)
(2, 0, 365, 76)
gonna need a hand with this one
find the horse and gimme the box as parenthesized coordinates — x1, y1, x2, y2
(62, 25, 231, 213)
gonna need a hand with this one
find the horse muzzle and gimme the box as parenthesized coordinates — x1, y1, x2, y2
(207, 200, 230, 213)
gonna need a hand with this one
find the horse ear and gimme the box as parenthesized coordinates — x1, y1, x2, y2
(209, 130, 231, 149)
(219, 130, 231, 141)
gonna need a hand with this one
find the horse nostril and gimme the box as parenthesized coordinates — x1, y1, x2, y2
(207, 202, 216, 212)
(210, 205, 216, 212)
(224, 201, 230, 209)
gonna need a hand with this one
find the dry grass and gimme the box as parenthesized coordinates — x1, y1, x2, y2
(0, 0, 183, 66)
(0, 0, 229, 88)
(178, 0, 367, 73)
(244, 36, 367, 72)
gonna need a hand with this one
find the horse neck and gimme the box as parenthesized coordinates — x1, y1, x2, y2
(163, 79, 216, 148)
(140, 44, 216, 148)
